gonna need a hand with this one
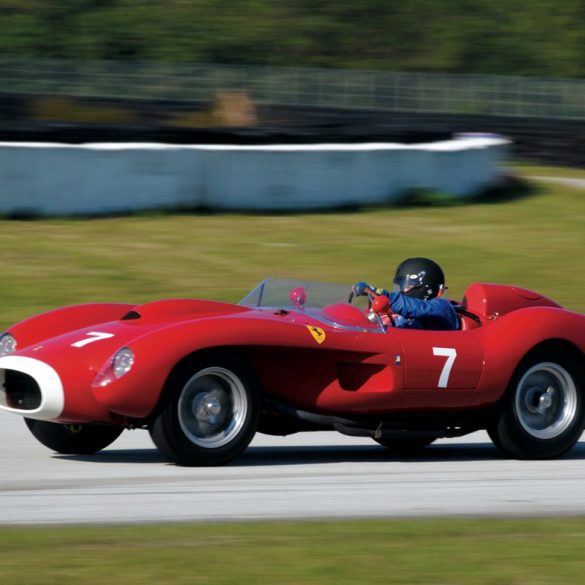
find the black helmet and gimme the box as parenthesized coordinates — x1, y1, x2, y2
(392, 258, 445, 300)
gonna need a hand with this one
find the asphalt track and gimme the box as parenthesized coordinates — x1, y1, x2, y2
(2, 409, 585, 525)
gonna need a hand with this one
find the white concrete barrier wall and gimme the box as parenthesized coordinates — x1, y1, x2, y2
(0, 135, 509, 215)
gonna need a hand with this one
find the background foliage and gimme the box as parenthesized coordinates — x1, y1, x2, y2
(1, 0, 584, 77)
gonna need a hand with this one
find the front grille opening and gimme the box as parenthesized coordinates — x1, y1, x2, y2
(2, 370, 42, 410)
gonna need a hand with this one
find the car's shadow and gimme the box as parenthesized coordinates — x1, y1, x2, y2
(53, 440, 585, 466)
(236, 442, 506, 465)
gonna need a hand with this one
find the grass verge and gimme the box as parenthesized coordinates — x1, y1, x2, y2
(508, 162, 585, 179)
(0, 174, 582, 329)
(2, 518, 585, 584)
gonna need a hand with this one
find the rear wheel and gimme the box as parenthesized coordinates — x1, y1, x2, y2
(150, 354, 260, 466)
(488, 352, 585, 459)
(24, 419, 123, 454)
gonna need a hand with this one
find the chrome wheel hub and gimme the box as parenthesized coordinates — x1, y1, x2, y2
(194, 394, 224, 425)
(515, 363, 577, 440)
(178, 367, 247, 448)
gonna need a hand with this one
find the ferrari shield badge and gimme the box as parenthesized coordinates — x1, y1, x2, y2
(307, 325, 326, 344)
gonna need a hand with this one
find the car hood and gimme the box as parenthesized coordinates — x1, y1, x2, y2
(119, 298, 250, 324)
(12, 299, 250, 367)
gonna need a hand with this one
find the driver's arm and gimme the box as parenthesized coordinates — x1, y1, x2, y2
(389, 293, 458, 329)
(352, 282, 390, 297)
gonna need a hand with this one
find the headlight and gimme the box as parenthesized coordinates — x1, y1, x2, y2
(0, 333, 17, 357)
(114, 347, 135, 378)
(93, 347, 135, 387)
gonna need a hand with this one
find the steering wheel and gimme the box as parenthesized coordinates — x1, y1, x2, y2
(348, 290, 373, 312)
(348, 287, 396, 328)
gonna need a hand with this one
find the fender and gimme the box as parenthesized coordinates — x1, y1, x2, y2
(92, 310, 398, 418)
(8, 303, 135, 349)
(478, 306, 585, 404)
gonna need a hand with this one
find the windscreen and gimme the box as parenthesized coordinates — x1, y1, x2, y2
(239, 278, 383, 332)
(240, 278, 352, 309)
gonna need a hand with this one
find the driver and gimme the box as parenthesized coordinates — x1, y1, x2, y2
(352, 257, 459, 331)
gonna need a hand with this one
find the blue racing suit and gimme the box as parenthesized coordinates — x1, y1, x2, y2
(354, 282, 459, 331)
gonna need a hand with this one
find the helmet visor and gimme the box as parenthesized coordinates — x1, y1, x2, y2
(392, 275, 407, 293)
(393, 273, 423, 294)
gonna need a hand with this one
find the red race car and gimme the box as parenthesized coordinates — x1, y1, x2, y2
(0, 278, 583, 465)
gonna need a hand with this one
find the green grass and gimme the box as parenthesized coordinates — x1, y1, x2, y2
(508, 163, 585, 179)
(2, 518, 585, 584)
(0, 175, 583, 329)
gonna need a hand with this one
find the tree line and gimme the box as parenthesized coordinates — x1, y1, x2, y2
(1, 0, 584, 77)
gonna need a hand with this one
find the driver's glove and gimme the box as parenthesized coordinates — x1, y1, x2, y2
(352, 281, 371, 296)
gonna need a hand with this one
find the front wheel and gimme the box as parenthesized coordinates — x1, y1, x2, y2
(24, 419, 123, 454)
(150, 354, 260, 466)
(488, 353, 585, 459)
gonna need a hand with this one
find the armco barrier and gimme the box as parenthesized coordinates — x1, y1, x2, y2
(0, 136, 508, 216)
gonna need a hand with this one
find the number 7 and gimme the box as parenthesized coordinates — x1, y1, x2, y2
(71, 331, 114, 348)
(432, 347, 457, 388)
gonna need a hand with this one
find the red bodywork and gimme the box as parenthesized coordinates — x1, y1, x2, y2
(0, 281, 583, 430)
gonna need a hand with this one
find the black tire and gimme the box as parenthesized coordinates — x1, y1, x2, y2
(488, 352, 585, 459)
(24, 418, 123, 455)
(374, 436, 435, 454)
(149, 353, 260, 466)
